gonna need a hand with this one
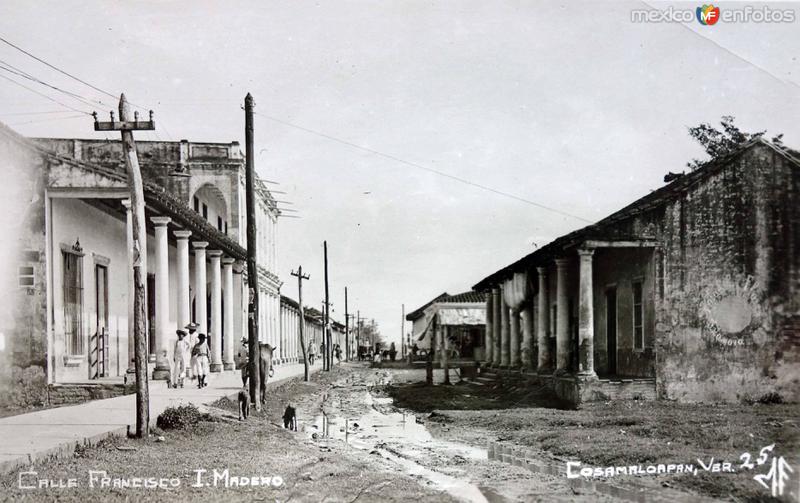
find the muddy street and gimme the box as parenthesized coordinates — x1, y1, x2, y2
(285, 363, 617, 503)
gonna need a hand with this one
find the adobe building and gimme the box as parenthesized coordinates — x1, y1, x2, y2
(406, 291, 487, 361)
(474, 139, 799, 405)
(0, 122, 287, 406)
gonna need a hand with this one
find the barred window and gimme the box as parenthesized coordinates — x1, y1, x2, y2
(63, 250, 84, 355)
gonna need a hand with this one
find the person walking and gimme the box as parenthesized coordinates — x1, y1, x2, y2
(185, 322, 199, 380)
(172, 329, 190, 389)
(192, 333, 210, 388)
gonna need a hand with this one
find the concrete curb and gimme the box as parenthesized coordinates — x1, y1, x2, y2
(0, 364, 327, 476)
(219, 365, 323, 404)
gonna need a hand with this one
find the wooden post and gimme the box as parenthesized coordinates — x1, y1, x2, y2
(244, 93, 261, 409)
(93, 95, 154, 439)
(291, 267, 310, 381)
(344, 287, 349, 362)
(401, 303, 405, 359)
(441, 323, 451, 385)
(324, 240, 332, 371)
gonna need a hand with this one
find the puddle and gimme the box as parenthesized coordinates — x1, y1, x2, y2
(301, 391, 491, 502)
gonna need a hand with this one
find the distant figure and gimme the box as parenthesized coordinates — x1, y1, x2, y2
(192, 333, 210, 388)
(238, 386, 250, 421)
(412, 343, 419, 357)
(389, 342, 397, 362)
(185, 322, 199, 379)
(334, 344, 342, 362)
(171, 329, 190, 389)
(283, 405, 297, 431)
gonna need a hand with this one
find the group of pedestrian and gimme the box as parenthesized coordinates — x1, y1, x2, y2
(171, 322, 212, 389)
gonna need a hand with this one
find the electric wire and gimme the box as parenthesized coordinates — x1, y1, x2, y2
(253, 111, 593, 223)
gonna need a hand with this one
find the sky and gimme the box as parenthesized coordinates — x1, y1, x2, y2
(1, 1, 799, 347)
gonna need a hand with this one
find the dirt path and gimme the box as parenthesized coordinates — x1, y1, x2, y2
(296, 364, 619, 502)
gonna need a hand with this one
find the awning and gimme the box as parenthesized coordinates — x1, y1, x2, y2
(437, 307, 485, 326)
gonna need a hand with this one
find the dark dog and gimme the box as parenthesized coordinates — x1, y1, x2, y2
(282, 405, 297, 431)
(238, 387, 250, 421)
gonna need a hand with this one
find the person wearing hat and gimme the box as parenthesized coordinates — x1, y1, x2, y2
(172, 329, 190, 389)
(192, 333, 210, 388)
(185, 322, 199, 380)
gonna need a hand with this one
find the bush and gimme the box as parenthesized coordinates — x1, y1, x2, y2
(156, 404, 204, 430)
(757, 392, 784, 405)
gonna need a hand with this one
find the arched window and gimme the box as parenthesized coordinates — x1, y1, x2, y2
(192, 184, 228, 233)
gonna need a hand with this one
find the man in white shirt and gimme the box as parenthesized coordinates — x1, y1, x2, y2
(172, 329, 191, 389)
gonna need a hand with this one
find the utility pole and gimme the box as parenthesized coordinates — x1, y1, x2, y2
(291, 266, 311, 381)
(244, 93, 261, 409)
(401, 303, 405, 359)
(344, 287, 349, 362)
(323, 240, 332, 371)
(93, 95, 155, 439)
(356, 310, 361, 359)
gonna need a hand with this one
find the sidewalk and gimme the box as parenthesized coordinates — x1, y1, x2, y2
(0, 361, 321, 474)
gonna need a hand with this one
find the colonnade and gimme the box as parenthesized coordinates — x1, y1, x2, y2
(484, 249, 596, 378)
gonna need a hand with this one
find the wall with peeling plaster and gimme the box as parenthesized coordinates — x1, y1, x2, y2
(655, 145, 800, 403)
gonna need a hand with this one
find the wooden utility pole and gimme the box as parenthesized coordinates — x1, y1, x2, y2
(323, 241, 332, 371)
(93, 95, 155, 438)
(356, 310, 361, 359)
(344, 287, 349, 362)
(291, 266, 311, 381)
(401, 303, 405, 359)
(244, 93, 261, 409)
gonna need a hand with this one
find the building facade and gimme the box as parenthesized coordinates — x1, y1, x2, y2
(474, 140, 800, 405)
(0, 123, 293, 405)
(406, 291, 487, 361)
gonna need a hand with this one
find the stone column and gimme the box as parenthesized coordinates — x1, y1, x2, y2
(193, 242, 208, 335)
(536, 267, 551, 372)
(208, 250, 223, 372)
(151, 216, 172, 380)
(578, 248, 596, 377)
(500, 285, 510, 367)
(492, 288, 501, 366)
(222, 258, 235, 370)
(521, 305, 534, 370)
(555, 258, 570, 374)
(509, 307, 521, 367)
(123, 200, 135, 374)
(484, 293, 494, 364)
(174, 231, 192, 330)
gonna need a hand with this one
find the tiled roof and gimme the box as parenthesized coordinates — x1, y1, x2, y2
(440, 291, 487, 304)
(473, 138, 800, 291)
(406, 291, 487, 321)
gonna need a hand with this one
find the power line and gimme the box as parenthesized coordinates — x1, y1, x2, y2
(638, 0, 800, 91)
(0, 59, 108, 110)
(0, 109, 77, 116)
(0, 36, 119, 101)
(0, 35, 150, 110)
(0, 72, 91, 115)
(253, 111, 593, 223)
(7, 113, 86, 127)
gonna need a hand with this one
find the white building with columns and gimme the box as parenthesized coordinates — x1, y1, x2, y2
(0, 122, 292, 390)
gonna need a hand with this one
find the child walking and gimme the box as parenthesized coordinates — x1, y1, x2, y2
(192, 333, 210, 388)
